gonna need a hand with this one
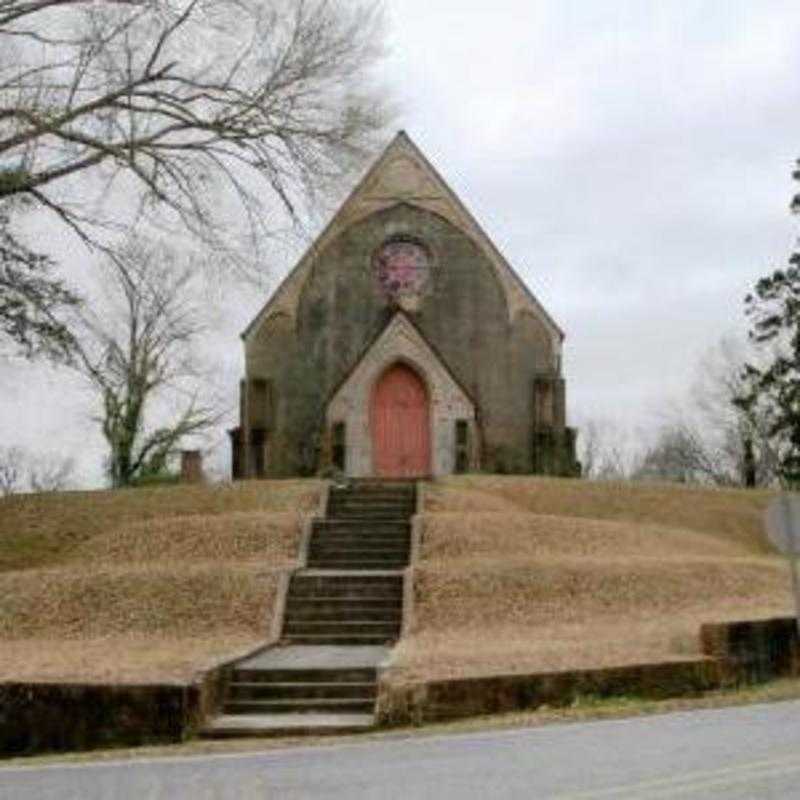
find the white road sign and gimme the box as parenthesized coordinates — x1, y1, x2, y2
(765, 494, 800, 636)
(765, 494, 800, 556)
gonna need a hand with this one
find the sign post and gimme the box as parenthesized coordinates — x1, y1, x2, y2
(765, 494, 800, 638)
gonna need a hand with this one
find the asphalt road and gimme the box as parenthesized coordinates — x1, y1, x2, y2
(3, 700, 800, 799)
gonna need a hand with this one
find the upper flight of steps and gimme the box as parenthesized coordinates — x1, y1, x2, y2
(307, 481, 414, 570)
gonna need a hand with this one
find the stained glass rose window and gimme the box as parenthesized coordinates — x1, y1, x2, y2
(373, 239, 430, 300)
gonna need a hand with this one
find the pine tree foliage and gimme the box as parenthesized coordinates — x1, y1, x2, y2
(737, 159, 800, 485)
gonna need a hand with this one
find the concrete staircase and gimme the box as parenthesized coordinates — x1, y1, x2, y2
(202, 480, 414, 739)
(282, 573, 404, 645)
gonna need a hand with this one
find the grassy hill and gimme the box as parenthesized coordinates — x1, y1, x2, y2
(0, 481, 321, 683)
(393, 476, 792, 682)
(1, 475, 792, 687)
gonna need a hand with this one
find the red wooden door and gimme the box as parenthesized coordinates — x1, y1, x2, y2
(371, 364, 431, 478)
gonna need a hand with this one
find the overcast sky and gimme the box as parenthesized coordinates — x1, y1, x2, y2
(2, 0, 799, 486)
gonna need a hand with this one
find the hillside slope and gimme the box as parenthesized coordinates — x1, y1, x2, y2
(0, 481, 321, 683)
(393, 476, 791, 681)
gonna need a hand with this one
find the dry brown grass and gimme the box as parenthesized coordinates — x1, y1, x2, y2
(0, 479, 320, 572)
(0, 563, 282, 639)
(0, 480, 320, 683)
(426, 475, 774, 553)
(421, 512, 761, 561)
(70, 511, 302, 565)
(0, 637, 262, 684)
(393, 477, 792, 682)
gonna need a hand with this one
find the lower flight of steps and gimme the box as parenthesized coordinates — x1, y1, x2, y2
(201, 479, 415, 739)
(203, 658, 382, 738)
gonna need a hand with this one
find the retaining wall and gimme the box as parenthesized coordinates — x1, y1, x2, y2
(379, 616, 800, 726)
(700, 616, 799, 682)
(0, 683, 199, 756)
(377, 659, 721, 726)
(4, 617, 799, 756)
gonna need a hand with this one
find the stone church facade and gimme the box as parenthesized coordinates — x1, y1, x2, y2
(230, 132, 577, 479)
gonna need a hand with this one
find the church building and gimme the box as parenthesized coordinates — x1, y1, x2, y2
(231, 132, 577, 479)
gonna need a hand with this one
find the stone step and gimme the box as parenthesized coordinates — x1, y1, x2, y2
(327, 508, 413, 517)
(329, 500, 414, 509)
(200, 712, 375, 739)
(310, 534, 409, 543)
(288, 591, 403, 603)
(330, 490, 414, 498)
(308, 551, 409, 559)
(308, 546, 409, 558)
(311, 529, 411, 539)
(332, 483, 415, 492)
(231, 667, 377, 684)
(282, 633, 396, 645)
(301, 569, 406, 576)
(329, 499, 413, 508)
(305, 564, 408, 572)
(283, 612, 403, 634)
(311, 535, 409, 542)
(314, 519, 411, 529)
(310, 534, 410, 544)
(288, 586, 403, 599)
(306, 552, 408, 571)
(304, 561, 408, 570)
(227, 682, 377, 701)
(305, 550, 409, 559)
(286, 596, 403, 614)
(308, 540, 410, 551)
(328, 498, 413, 506)
(283, 620, 400, 636)
(314, 520, 411, 529)
(330, 512, 407, 525)
(292, 573, 403, 582)
(287, 594, 403, 608)
(290, 578, 403, 594)
(224, 697, 375, 715)
(311, 527, 411, 538)
(284, 607, 401, 622)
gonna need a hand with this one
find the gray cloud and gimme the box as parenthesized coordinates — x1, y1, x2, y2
(3, 0, 800, 484)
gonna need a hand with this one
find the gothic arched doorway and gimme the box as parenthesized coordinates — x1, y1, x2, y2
(371, 363, 431, 478)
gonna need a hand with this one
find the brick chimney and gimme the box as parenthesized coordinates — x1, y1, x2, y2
(180, 450, 204, 484)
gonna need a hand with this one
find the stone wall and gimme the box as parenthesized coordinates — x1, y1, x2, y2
(245, 203, 568, 477)
(0, 683, 199, 756)
(700, 616, 799, 682)
(379, 617, 800, 726)
(4, 617, 799, 755)
(377, 660, 721, 726)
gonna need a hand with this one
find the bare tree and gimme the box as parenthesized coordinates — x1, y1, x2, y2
(578, 419, 641, 480)
(636, 338, 780, 488)
(0, 0, 389, 354)
(634, 421, 727, 485)
(27, 452, 75, 492)
(691, 337, 779, 486)
(68, 237, 218, 487)
(0, 445, 24, 495)
(0, 445, 73, 493)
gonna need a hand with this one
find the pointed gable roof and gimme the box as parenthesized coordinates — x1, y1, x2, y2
(242, 131, 564, 346)
(326, 309, 477, 430)
(326, 308, 477, 413)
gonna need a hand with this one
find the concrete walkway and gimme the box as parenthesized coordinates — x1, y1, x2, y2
(237, 646, 392, 671)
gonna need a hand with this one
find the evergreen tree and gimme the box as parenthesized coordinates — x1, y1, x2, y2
(737, 159, 800, 485)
